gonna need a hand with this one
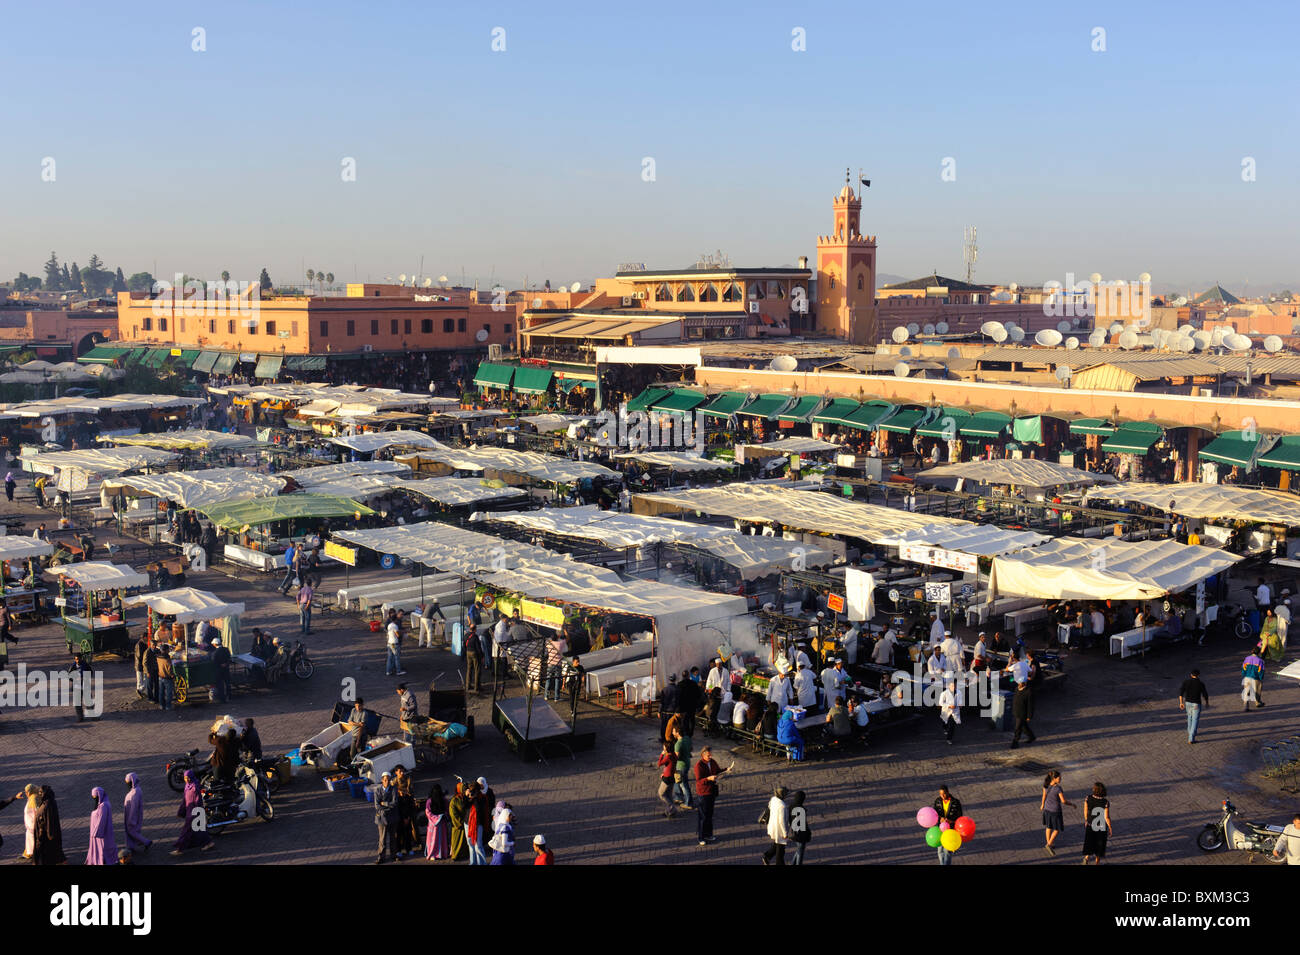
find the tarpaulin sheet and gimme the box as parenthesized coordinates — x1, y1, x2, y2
(915, 459, 1116, 488)
(124, 587, 244, 623)
(103, 468, 285, 509)
(1086, 482, 1300, 527)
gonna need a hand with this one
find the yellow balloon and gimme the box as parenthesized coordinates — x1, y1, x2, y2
(940, 829, 963, 852)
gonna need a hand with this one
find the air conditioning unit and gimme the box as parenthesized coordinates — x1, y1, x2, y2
(748, 301, 760, 313)
(621, 296, 633, 307)
(361, 344, 373, 352)
(488, 344, 503, 361)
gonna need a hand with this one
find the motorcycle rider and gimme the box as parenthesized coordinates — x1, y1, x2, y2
(241, 718, 263, 763)
(265, 638, 291, 685)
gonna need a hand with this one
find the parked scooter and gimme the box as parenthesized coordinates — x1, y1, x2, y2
(200, 764, 274, 831)
(1196, 799, 1285, 861)
(165, 748, 212, 793)
(289, 640, 315, 679)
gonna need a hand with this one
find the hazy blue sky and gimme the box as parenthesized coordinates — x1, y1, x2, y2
(2, 0, 1296, 294)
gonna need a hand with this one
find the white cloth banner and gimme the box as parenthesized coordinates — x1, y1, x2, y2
(845, 567, 874, 622)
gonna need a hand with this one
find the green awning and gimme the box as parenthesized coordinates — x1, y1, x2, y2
(880, 407, 928, 434)
(511, 366, 554, 395)
(191, 493, 376, 531)
(172, 349, 200, 368)
(960, 412, 1012, 439)
(212, 353, 238, 375)
(776, 395, 823, 423)
(1102, 425, 1162, 454)
(811, 398, 861, 426)
(120, 348, 147, 367)
(254, 355, 284, 379)
(1258, 436, 1300, 471)
(649, 389, 707, 414)
(192, 351, 219, 373)
(916, 407, 971, 438)
(696, 391, 749, 419)
(626, 387, 669, 412)
(558, 378, 588, 393)
(473, 362, 515, 389)
(1012, 416, 1043, 444)
(736, 394, 793, 419)
(286, 355, 327, 371)
(1197, 430, 1264, 469)
(1069, 417, 1116, 437)
(142, 349, 170, 369)
(77, 346, 131, 365)
(842, 401, 896, 431)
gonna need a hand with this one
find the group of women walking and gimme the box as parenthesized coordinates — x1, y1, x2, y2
(2, 773, 152, 865)
(1041, 770, 1113, 864)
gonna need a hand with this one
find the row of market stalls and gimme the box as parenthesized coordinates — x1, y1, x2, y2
(0, 394, 205, 448)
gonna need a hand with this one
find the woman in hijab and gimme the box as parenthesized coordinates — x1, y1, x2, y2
(31, 786, 65, 865)
(447, 782, 468, 861)
(123, 773, 151, 853)
(424, 784, 450, 861)
(171, 770, 213, 855)
(22, 784, 39, 859)
(489, 806, 515, 865)
(85, 787, 117, 865)
(465, 782, 488, 865)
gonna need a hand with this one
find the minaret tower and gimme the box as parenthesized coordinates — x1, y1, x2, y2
(815, 168, 878, 343)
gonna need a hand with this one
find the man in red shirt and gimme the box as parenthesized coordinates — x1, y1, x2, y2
(694, 746, 722, 846)
(532, 834, 554, 865)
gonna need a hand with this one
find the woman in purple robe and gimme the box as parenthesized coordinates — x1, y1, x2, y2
(171, 770, 213, 855)
(424, 784, 449, 860)
(123, 772, 151, 853)
(85, 787, 117, 865)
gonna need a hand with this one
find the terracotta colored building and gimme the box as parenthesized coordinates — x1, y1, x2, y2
(0, 305, 119, 356)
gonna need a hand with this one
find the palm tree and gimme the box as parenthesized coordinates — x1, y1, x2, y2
(221, 270, 230, 283)
(306, 268, 315, 292)
(325, 272, 335, 288)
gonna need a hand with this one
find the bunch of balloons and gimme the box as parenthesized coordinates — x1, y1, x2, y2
(916, 806, 976, 853)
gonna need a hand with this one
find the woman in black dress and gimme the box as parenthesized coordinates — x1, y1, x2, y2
(31, 786, 65, 865)
(1082, 781, 1112, 865)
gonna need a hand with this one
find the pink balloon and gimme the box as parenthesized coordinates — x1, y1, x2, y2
(939, 819, 950, 831)
(916, 807, 939, 829)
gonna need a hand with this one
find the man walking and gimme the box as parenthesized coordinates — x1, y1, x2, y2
(374, 772, 397, 864)
(932, 784, 963, 865)
(1178, 668, 1210, 743)
(279, 541, 297, 596)
(939, 679, 960, 745)
(143, 640, 160, 703)
(1010, 679, 1036, 748)
(396, 683, 418, 741)
(658, 673, 679, 741)
(1242, 650, 1266, 710)
(297, 579, 314, 635)
(464, 625, 482, 692)
(156, 645, 175, 711)
(385, 615, 405, 676)
(693, 746, 723, 846)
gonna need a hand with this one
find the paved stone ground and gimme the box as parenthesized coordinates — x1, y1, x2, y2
(1, 492, 1295, 866)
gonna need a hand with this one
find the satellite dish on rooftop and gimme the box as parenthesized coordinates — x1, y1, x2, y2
(1139, 272, 1151, 284)
(1176, 336, 1196, 353)
(1066, 336, 1079, 350)
(439, 275, 449, 284)
(423, 278, 433, 287)
(1210, 326, 1227, 347)
(1056, 365, 1073, 382)
(907, 322, 920, 336)
(894, 362, 911, 379)
(1009, 283, 1019, 292)
(990, 327, 1008, 343)
(570, 282, 581, 293)
(769, 355, 798, 372)
(1228, 333, 1253, 352)
(922, 323, 936, 335)
(1036, 329, 1063, 346)
(1088, 329, 1107, 347)
(1090, 272, 1102, 285)
(1172, 296, 1187, 307)
(1009, 325, 1025, 342)
(1264, 335, 1284, 353)
(475, 329, 489, 342)
(899, 346, 913, 358)
(1109, 322, 1124, 335)
(947, 347, 961, 360)
(399, 274, 407, 283)
(1192, 330, 1210, 350)
(980, 321, 1001, 336)
(1119, 330, 1139, 350)
(936, 321, 949, 334)
(891, 326, 910, 344)
(1056, 320, 1071, 333)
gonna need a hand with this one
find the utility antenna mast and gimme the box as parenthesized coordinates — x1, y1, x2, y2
(963, 226, 978, 283)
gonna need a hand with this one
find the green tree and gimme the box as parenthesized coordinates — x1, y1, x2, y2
(68, 262, 81, 291)
(86, 253, 103, 271)
(259, 268, 272, 293)
(126, 271, 155, 292)
(325, 271, 334, 286)
(43, 252, 61, 289)
(113, 268, 127, 293)
(221, 270, 230, 285)
(60, 263, 72, 288)
(306, 269, 315, 287)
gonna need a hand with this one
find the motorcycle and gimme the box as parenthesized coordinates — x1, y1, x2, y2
(1196, 798, 1286, 861)
(200, 764, 274, 831)
(242, 754, 287, 796)
(165, 748, 212, 793)
(289, 640, 315, 679)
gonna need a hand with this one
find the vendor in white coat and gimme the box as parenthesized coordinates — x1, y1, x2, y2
(1276, 595, 1291, 648)
(705, 658, 728, 694)
(792, 643, 815, 673)
(821, 659, 847, 706)
(841, 625, 860, 665)
(939, 631, 965, 673)
(926, 646, 947, 682)
(766, 670, 793, 708)
(792, 662, 818, 709)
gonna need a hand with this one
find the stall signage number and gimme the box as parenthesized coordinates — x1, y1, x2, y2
(54, 597, 67, 608)
(924, 581, 952, 605)
(888, 589, 900, 603)
(826, 593, 845, 614)
(324, 541, 358, 567)
(899, 542, 978, 575)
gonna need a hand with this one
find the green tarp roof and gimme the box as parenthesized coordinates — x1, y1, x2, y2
(811, 398, 861, 426)
(473, 362, 515, 389)
(212, 353, 238, 375)
(842, 401, 895, 431)
(916, 407, 971, 438)
(558, 378, 588, 392)
(511, 366, 553, 395)
(1197, 430, 1265, 469)
(173, 349, 200, 367)
(736, 393, 793, 419)
(1102, 424, 1162, 454)
(1012, 416, 1043, 444)
(142, 348, 170, 368)
(1258, 436, 1300, 471)
(192, 351, 220, 373)
(77, 346, 131, 364)
(191, 493, 376, 531)
(696, 391, 749, 419)
(960, 411, 1012, 438)
(286, 355, 327, 371)
(880, 407, 928, 434)
(1069, 417, 1116, 437)
(649, 389, 707, 414)
(776, 395, 823, 423)
(254, 355, 284, 379)
(626, 386, 670, 412)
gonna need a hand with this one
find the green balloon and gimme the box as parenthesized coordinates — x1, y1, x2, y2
(925, 825, 942, 848)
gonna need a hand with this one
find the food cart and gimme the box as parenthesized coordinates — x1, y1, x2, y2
(50, 561, 150, 660)
(124, 588, 246, 704)
(0, 538, 53, 664)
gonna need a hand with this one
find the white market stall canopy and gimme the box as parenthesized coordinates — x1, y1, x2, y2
(213, 383, 438, 413)
(397, 442, 618, 483)
(1084, 482, 1300, 528)
(0, 394, 202, 420)
(103, 430, 258, 452)
(613, 451, 735, 472)
(634, 484, 971, 544)
(481, 505, 833, 579)
(21, 446, 178, 478)
(743, 437, 840, 456)
(518, 414, 598, 434)
(990, 537, 1242, 601)
(124, 587, 244, 623)
(103, 468, 286, 509)
(0, 537, 55, 561)
(915, 459, 1117, 488)
(334, 523, 623, 583)
(875, 523, 1050, 557)
(300, 474, 526, 507)
(50, 561, 151, 591)
(280, 460, 411, 487)
(330, 430, 441, 454)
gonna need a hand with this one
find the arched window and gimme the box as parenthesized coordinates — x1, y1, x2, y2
(678, 283, 695, 302)
(829, 275, 836, 290)
(857, 275, 864, 290)
(700, 283, 719, 302)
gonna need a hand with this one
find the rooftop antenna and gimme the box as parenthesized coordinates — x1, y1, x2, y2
(963, 226, 978, 283)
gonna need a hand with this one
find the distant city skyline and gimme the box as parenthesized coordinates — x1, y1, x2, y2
(3, 0, 1296, 296)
